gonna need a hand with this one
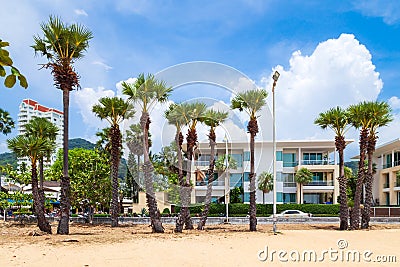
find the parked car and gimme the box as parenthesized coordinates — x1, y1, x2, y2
(271, 210, 312, 218)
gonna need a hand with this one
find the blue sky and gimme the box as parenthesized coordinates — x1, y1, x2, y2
(1, 0, 400, 159)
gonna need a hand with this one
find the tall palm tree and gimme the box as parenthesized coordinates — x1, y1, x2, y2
(7, 136, 52, 233)
(196, 109, 228, 230)
(314, 106, 351, 230)
(231, 89, 268, 231)
(361, 101, 392, 229)
(295, 167, 313, 204)
(92, 97, 134, 227)
(347, 101, 372, 230)
(165, 103, 190, 232)
(257, 172, 273, 204)
(179, 102, 207, 231)
(0, 108, 14, 135)
(32, 15, 93, 235)
(122, 73, 172, 233)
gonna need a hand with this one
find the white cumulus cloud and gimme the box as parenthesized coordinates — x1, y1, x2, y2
(74, 9, 88, 16)
(389, 96, 400, 110)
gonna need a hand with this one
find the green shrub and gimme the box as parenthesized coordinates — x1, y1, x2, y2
(94, 213, 110, 217)
(162, 208, 171, 214)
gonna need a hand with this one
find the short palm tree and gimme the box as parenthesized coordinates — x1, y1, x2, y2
(295, 167, 313, 204)
(257, 172, 273, 204)
(231, 89, 268, 231)
(92, 97, 134, 227)
(122, 73, 172, 233)
(0, 108, 14, 135)
(197, 109, 228, 230)
(32, 15, 93, 235)
(314, 106, 351, 230)
(361, 101, 392, 229)
(348, 101, 372, 230)
(7, 135, 52, 233)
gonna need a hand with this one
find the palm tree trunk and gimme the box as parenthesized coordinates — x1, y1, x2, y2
(361, 136, 376, 229)
(38, 157, 46, 214)
(197, 130, 216, 230)
(248, 118, 258, 231)
(110, 126, 121, 227)
(336, 136, 348, 230)
(175, 131, 187, 233)
(177, 128, 195, 231)
(351, 128, 368, 230)
(31, 160, 52, 234)
(141, 112, 164, 233)
(57, 89, 71, 235)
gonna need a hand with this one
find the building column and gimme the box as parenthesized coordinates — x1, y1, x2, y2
(392, 150, 395, 167)
(381, 154, 384, 169)
(298, 148, 301, 166)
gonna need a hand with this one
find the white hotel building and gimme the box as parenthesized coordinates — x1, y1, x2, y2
(18, 99, 64, 167)
(191, 139, 353, 205)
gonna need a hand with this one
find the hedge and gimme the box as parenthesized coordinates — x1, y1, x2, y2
(174, 203, 339, 216)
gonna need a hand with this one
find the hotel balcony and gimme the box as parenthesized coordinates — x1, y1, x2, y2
(303, 180, 334, 191)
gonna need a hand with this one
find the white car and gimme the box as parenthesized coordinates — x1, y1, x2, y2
(271, 210, 312, 218)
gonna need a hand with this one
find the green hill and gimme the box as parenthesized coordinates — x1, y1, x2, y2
(0, 152, 18, 170)
(68, 138, 96, 150)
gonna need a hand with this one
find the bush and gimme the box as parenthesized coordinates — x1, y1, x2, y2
(162, 208, 170, 214)
(93, 213, 110, 217)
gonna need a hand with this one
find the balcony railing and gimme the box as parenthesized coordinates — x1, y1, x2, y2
(195, 180, 225, 186)
(283, 182, 296, 187)
(301, 159, 333, 165)
(305, 180, 334, 186)
(283, 161, 298, 167)
(194, 160, 210, 167)
(382, 161, 400, 169)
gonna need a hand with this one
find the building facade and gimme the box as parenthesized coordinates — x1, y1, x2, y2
(368, 138, 400, 206)
(17, 99, 64, 167)
(192, 140, 349, 205)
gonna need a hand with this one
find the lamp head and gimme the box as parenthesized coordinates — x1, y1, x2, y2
(272, 71, 280, 82)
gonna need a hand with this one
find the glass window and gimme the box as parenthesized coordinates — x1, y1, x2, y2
(244, 192, 250, 203)
(276, 172, 283, 182)
(231, 154, 243, 167)
(243, 172, 250, 182)
(276, 151, 283, 161)
(283, 153, 296, 167)
(230, 173, 242, 188)
(243, 151, 250, 161)
(277, 192, 283, 202)
(283, 193, 296, 203)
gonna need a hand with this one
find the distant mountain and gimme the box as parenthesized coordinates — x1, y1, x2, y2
(68, 138, 96, 150)
(0, 152, 18, 171)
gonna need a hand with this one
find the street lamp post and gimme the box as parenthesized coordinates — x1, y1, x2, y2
(272, 70, 280, 235)
(224, 134, 230, 223)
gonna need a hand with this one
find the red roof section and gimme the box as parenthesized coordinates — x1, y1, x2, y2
(22, 99, 63, 115)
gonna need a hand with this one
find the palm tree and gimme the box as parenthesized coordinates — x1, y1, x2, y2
(32, 16, 93, 235)
(347, 101, 372, 230)
(257, 172, 273, 204)
(165, 103, 189, 232)
(7, 136, 52, 233)
(197, 109, 228, 230)
(361, 101, 392, 229)
(314, 106, 351, 230)
(179, 102, 207, 231)
(92, 97, 134, 227)
(231, 89, 268, 231)
(0, 108, 14, 135)
(295, 167, 313, 204)
(122, 73, 172, 233)
(24, 117, 58, 189)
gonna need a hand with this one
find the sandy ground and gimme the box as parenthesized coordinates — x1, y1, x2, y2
(1, 221, 400, 267)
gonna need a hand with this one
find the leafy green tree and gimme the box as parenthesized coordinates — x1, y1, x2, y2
(230, 186, 244, 203)
(362, 101, 392, 229)
(215, 155, 237, 171)
(0, 39, 28, 89)
(315, 106, 351, 230)
(295, 167, 313, 204)
(0, 108, 14, 135)
(122, 73, 172, 233)
(92, 97, 133, 227)
(197, 109, 228, 230)
(257, 172, 273, 204)
(7, 136, 52, 233)
(49, 148, 112, 212)
(231, 89, 268, 231)
(32, 15, 93, 235)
